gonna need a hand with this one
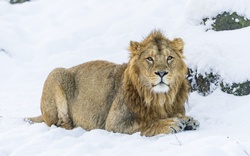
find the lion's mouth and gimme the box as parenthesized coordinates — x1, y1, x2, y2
(152, 81, 170, 93)
(152, 81, 168, 87)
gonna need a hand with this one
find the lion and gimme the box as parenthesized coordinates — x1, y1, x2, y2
(29, 30, 199, 136)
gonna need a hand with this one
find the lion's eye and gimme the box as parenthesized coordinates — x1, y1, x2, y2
(146, 57, 154, 63)
(167, 56, 173, 62)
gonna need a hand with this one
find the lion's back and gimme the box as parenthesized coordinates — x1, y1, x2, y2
(68, 60, 127, 130)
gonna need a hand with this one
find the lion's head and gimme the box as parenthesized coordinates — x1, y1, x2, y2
(124, 30, 189, 120)
(128, 30, 187, 94)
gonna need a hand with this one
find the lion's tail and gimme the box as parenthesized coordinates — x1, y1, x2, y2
(26, 115, 44, 123)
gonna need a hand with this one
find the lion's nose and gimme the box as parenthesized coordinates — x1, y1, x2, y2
(154, 71, 168, 78)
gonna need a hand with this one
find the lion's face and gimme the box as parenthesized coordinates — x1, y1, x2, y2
(129, 32, 187, 93)
(138, 43, 185, 93)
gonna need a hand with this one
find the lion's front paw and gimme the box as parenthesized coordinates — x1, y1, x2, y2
(169, 118, 186, 133)
(183, 116, 200, 130)
(140, 118, 186, 136)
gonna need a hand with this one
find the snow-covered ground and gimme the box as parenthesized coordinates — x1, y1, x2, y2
(0, 0, 250, 155)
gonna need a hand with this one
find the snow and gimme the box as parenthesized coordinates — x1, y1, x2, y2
(0, 0, 250, 155)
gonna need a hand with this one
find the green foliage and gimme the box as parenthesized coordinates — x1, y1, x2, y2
(187, 69, 220, 96)
(220, 81, 250, 96)
(187, 68, 250, 96)
(203, 12, 250, 31)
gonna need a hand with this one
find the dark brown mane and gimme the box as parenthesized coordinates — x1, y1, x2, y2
(124, 58, 175, 122)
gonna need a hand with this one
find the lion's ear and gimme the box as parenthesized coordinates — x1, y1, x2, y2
(129, 41, 141, 57)
(171, 38, 184, 53)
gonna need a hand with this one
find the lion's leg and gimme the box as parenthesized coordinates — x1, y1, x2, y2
(41, 68, 74, 130)
(54, 85, 73, 129)
(40, 93, 58, 127)
(140, 118, 186, 136)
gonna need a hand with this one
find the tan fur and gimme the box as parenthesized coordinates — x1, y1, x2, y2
(29, 30, 199, 136)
